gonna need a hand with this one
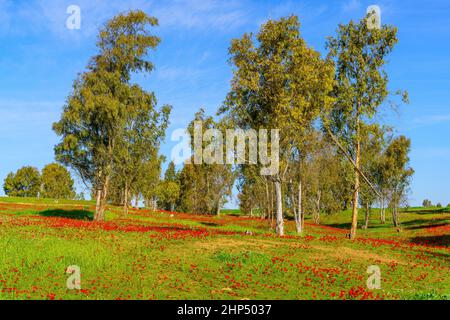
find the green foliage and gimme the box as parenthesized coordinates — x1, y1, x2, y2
(379, 136, 414, 208)
(422, 199, 433, 207)
(164, 161, 178, 183)
(139, 155, 164, 208)
(325, 15, 408, 237)
(326, 18, 403, 140)
(41, 163, 76, 199)
(155, 181, 180, 211)
(3, 166, 41, 198)
(53, 11, 164, 220)
(178, 109, 235, 215)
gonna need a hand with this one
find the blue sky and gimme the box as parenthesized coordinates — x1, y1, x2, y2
(0, 0, 449, 207)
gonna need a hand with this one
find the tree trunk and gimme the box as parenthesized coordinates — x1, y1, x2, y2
(295, 178, 304, 234)
(134, 195, 139, 209)
(123, 182, 129, 217)
(349, 136, 361, 240)
(275, 179, 284, 236)
(392, 206, 399, 227)
(313, 190, 321, 225)
(363, 203, 370, 229)
(216, 200, 221, 216)
(289, 181, 298, 232)
(380, 197, 386, 224)
(270, 182, 275, 230)
(264, 181, 269, 220)
(94, 188, 103, 221)
(94, 177, 109, 222)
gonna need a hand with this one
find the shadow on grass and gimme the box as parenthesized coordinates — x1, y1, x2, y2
(326, 222, 352, 229)
(403, 208, 449, 214)
(410, 234, 450, 248)
(200, 222, 220, 227)
(38, 209, 93, 221)
(399, 218, 449, 230)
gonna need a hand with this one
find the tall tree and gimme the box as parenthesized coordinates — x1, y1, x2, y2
(113, 85, 171, 216)
(326, 17, 407, 239)
(41, 163, 76, 199)
(53, 11, 161, 221)
(178, 109, 235, 215)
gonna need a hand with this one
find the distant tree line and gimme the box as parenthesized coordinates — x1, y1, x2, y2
(3, 163, 77, 199)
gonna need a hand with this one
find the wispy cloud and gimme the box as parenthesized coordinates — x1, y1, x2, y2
(0, 0, 249, 40)
(342, 0, 361, 12)
(412, 114, 450, 126)
(152, 0, 248, 31)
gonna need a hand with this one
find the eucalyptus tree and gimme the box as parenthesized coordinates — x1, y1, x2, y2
(53, 11, 161, 221)
(155, 162, 181, 211)
(379, 136, 414, 227)
(113, 86, 171, 216)
(178, 109, 235, 215)
(221, 16, 334, 236)
(358, 125, 387, 229)
(326, 17, 408, 239)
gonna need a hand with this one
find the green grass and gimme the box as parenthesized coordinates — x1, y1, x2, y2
(0, 196, 94, 206)
(0, 198, 448, 300)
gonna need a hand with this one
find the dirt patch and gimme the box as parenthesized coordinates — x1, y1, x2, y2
(312, 245, 405, 265)
(193, 237, 280, 251)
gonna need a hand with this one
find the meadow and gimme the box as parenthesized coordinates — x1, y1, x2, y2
(0, 197, 448, 300)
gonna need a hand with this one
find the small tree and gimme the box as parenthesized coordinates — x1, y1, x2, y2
(155, 162, 181, 211)
(41, 163, 76, 199)
(422, 199, 432, 207)
(436, 203, 442, 208)
(3, 166, 41, 198)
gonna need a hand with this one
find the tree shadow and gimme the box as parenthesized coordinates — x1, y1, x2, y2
(400, 219, 449, 230)
(326, 222, 352, 229)
(403, 208, 449, 214)
(38, 209, 93, 221)
(200, 222, 220, 227)
(410, 235, 450, 248)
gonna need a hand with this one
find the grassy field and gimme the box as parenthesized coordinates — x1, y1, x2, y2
(0, 199, 448, 300)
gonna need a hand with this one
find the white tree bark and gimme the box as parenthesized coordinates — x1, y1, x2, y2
(275, 180, 284, 236)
